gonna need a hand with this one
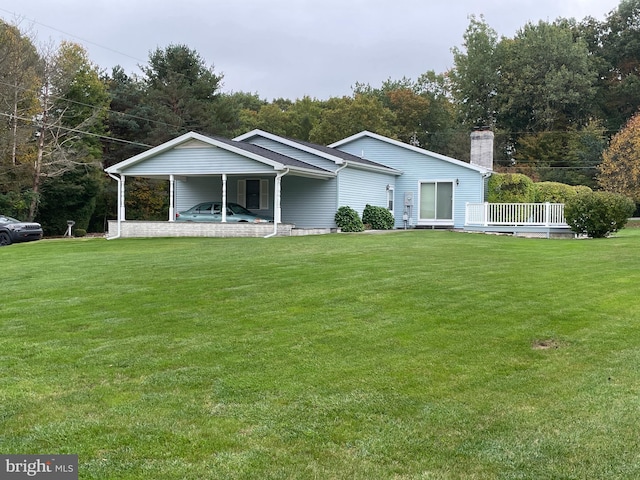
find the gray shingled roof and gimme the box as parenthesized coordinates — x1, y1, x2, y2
(285, 137, 396, 170)
(209, 135, 335, 174)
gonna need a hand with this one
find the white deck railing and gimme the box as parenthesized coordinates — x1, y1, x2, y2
(465, 202, 567, 227)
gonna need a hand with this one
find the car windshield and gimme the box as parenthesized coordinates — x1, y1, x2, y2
(0, 216, 19, 223)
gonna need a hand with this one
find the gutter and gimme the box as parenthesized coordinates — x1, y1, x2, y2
(264, 168, 289, 238)
(107, 173, 122, 239)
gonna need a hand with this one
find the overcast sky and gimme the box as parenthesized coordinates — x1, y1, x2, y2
(0, 0, 623, 101)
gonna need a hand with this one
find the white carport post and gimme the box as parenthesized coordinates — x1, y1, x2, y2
(221, 173, 227, 223)
(168, 174, 175, 221)
(107, 173, 124, 239)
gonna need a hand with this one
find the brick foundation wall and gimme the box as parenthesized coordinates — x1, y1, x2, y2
(107, 221, 294, 238)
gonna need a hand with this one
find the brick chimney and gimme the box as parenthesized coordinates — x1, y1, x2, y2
(470, 129, 494, 170)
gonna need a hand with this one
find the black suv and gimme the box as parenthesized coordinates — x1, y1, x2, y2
(0, 215, 43, 246)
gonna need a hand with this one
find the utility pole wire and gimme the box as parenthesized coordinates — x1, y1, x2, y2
(0, 79, 183, 132)
(0, 7, 145, 65)
(0, 112, 152, 147)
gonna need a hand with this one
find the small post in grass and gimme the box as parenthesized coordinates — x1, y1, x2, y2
(65, 220, 75, 237)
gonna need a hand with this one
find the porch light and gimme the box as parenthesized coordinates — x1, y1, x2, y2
(456, 178, 459, 186)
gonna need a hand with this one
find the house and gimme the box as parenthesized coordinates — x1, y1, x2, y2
(104, 129, 493, 238)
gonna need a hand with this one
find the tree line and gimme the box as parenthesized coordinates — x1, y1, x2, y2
(1, 0, 640, 234)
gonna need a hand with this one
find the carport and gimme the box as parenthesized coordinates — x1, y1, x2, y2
(105, 132, 335, 238)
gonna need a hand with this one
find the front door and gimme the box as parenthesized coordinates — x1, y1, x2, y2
(237, 179, 270, 210)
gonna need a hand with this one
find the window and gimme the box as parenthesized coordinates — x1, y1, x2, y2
(195, 203, 213, 213)
(419, 181, 453, 221)
(386, 185, 394, 212)
(237, 179, 269, 210)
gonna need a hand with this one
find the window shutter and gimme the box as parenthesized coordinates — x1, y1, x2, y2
(237, 180, 246, 206)
(260, 179, 269, 210)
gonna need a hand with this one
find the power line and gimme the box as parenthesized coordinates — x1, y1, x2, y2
(0, 79, 183, 132)
(0, 11, 626, 141)
(0, 9, 187, 136)
(0, 10, 624, 163)
(507, 166, 600, 170)
(0, 112, 151, 148)
(0, 7, 145, 66)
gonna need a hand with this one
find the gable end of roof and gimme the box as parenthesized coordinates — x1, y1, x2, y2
(105, 131, 335, 178)
(329, 131, 490, 174)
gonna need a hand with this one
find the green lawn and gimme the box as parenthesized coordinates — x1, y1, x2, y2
(2, 230, 640, 479)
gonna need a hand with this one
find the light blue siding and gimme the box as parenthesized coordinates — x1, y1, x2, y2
(122, 146, 275, 176)
(281, 176, 337, 228)
(246, 137, 338, 171)
(338, 166, 395, 218)
(175, 177, 220, 213)
(336, 137, 486, 228)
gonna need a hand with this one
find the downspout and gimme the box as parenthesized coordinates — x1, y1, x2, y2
(264, 168, 289, 238)
(107, 173, 122, 239)
(481, 171, 492, 203)
(335, 161, 349, 213)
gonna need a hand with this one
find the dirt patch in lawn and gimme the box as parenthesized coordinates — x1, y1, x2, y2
(532, 339, 563, 350)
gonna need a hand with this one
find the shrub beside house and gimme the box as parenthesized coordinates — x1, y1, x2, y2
(488, 172, 635, 237)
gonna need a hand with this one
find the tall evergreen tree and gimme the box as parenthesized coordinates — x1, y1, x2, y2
(141, 44, 226, 144)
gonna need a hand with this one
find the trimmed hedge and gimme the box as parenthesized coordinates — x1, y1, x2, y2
(533, 182, 592, 203)
(490, 175, 594, 205)
(335, 206, 364, 232)
(564, 191, 635, 238)
(362, 204, 394, 230)
(488, 173, 536, 203)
